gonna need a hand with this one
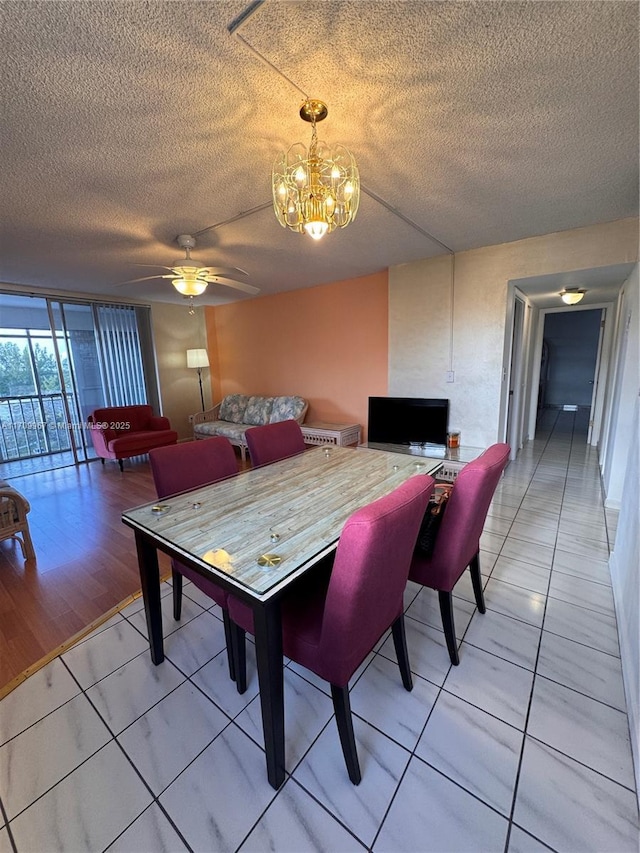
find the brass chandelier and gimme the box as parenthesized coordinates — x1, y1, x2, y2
(272, 99, 360, 240)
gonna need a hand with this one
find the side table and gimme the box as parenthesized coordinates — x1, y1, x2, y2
(301, 422, 362, 447)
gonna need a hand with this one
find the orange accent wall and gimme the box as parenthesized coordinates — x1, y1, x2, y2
(204, 271, 388, 438)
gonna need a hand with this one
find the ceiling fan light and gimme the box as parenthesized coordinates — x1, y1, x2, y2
(560, 288, 586, 305)
(273, 99, 360, 239)
(172, 278, 208, 297)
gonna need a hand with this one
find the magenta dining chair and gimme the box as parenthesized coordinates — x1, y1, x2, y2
(227, 474, 435, 784)
(245, 419, 306, 467)
(149, 437, 239, 676)
(410, 443, 511, 665)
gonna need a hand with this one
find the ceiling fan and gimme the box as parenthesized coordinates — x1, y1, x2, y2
(121, 234, 260, 302)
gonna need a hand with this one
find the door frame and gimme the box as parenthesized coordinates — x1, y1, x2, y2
(505, 294, 528, 459)
(528, 301, 614, 446)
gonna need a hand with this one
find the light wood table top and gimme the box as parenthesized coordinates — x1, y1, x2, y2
(123, 445, 441, 600)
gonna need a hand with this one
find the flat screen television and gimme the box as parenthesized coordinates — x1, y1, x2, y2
(368, 397, 449, 446)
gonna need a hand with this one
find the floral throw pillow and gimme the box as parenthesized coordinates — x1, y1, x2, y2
(219, 395, 249, 424)
(244, 396, 274, 425)
(270, 396, 306, 423)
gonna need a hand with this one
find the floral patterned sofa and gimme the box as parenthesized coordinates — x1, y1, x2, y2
(192, 394, 308, 462)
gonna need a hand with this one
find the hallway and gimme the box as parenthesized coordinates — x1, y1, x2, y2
(0, 411, 637, 852)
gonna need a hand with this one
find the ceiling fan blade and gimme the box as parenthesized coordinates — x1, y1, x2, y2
(206, 278, 260, 295)
(115, 274, 174, 286)
(199, 266, 249, 278)
(132, 263, 176, 270)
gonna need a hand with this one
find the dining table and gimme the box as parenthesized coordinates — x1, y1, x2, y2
(122, 444, 443, 789)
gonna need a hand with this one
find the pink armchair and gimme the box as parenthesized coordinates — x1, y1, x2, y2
(88, 405, 178, 471)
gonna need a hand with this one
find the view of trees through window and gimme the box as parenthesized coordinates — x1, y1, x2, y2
(0, 294, 155, 469)
(0, 332, 77, 460)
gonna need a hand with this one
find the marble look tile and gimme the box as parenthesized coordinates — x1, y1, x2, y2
(482, 515, 513, 537)
(180, 579, 220, 610)
(537, 632, 626, 711)
(443, 644, 534, 729)
(8, 742, 153, 853)
(519, 495, 562, 515)
(160, 724, 277, 852)
(239, 777, 366, 852)
(416, 691, 523, 816)
(235, 667, 332, 771)
(483, 578, 546, 627)
(548, 572, 615, 616)
(0, 658, 79, 744)
(87, 652, 185, 735)
(489, 556, 551, 596)
(508, 520, 557, 548)
(479, 548, 499, 573)
(163, 609, 228, 676)
(487, 501, 519, 522)
(450, 566, 491, 605)
(126, 592, 205, 640)
(0, 693, 111, 819)
(500, 537, 554, 569)
(62, 619, 150, 690)
(349, 653, 440, 750)
(558, 516, 608, 543)
(374, 756, 509, 852)
(560, 503, 607, 526)
(190, 647, 261, 719)
(507, 824, 555, 852)
(405, 588, 476, 638)
(552, 549, 611, 585)
(402, 580, 422, 611)
(293, 716, 410, 848)
(118, 582, 172, 620)
(0, 827, 10, 853)
(118, 681, 230, 795)
(527, 676, 635, 788)
(107, 803, 190, 852)
(462, 610, 541, 671)
(555, 531, 610, 561)
(513, 738, 639, 853)
(380, 616, 452, 686)
(513, 507, 559, 531)
(543, 597, 620, 656)
(479, 529, 507, 554)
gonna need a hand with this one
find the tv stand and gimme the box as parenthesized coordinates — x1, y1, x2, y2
(359, 442, 484, 481)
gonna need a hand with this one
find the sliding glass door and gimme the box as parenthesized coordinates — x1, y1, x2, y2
(0, 292, 157, 474)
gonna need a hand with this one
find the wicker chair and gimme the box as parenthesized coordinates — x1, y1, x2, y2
(0, 479, 36, 562)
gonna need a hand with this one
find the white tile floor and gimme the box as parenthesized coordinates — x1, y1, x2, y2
(1, 411, 638, 852)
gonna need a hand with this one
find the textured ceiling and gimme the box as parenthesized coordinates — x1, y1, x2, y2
(1, 0, 638, 310)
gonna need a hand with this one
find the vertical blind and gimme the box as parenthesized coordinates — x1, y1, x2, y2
(93, 304, 148, 406)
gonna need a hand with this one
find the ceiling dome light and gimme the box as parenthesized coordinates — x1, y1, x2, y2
(273, 99, 360, 240)
(560, 288, 586, 305)
(171, 276, 209, 297)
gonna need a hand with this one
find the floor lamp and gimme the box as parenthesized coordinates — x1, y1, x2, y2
(187, 348, 209, 412)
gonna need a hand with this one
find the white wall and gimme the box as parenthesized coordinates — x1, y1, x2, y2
(601, 265, 639, 507)
(151, 303, 211, 441)
(389, 217, 638, 449)
(609, 398, 639, 797)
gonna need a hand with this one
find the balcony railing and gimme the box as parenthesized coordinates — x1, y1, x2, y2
(0, 393, 84, 462)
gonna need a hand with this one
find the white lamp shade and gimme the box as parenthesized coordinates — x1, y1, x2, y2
(187, 348, 209, 369)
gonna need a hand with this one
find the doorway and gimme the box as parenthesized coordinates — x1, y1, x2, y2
(537, 308, 604, 438)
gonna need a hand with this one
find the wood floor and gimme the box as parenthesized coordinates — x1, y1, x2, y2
(0, 457, 177, 690)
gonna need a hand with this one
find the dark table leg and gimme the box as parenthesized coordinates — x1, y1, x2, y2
(135, 531, 164, 665)
(252, 600, 285, 789)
